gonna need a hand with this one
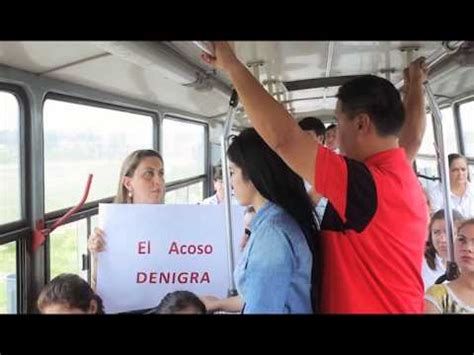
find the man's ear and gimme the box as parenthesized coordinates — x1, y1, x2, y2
(355, 113, 371, 134)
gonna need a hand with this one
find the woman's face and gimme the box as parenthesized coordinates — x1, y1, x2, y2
(229, 162, 257, 206)
(449, 158, 468, 186)
(431, 218, 461, 260)
(123, 157, 165, 204)
(213, 178, 224, 201)
(455, 223, 474, 273)
(431, 218, 449, 260)
(325, 126, 338, 151)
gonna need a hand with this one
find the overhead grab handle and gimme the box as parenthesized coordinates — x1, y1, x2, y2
(396, 41, 465, 90)
(193, 41, 215, 57)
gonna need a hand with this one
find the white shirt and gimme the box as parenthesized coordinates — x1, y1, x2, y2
(428, 182, 474, 218)
(304, 180, 328, 225)
(421, 254, 446, 291)
(315, 197, 328, 225)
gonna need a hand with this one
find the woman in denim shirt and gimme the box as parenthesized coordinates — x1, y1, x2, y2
(202, 128, 319, 314)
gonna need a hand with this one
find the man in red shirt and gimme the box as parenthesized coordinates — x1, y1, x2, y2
(202, 42, 428, 313)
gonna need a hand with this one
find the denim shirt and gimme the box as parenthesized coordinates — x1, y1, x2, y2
(234, 201, 313, 314)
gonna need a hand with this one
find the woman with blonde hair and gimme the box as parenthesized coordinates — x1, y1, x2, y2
(88, 149, 165, 288)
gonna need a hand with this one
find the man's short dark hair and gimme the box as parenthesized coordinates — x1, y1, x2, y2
(336, 75, 405, 136)
(298, 117, 326, 139)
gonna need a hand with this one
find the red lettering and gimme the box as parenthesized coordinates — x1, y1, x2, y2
(190, 272, 199, 283)
(167, 242, 213, 255)
(160, 272, 170, 283)
(137, 271, 211, 284)
(201, 272, 210, 283)
(168, 242, 179, 255)
(138, 241, 151, 254)
(138, 241, 145, 254)
(136, 272, 147, 283)
(178, 273, 188, 283)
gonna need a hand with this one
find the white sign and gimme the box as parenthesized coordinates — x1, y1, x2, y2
(97, 204, 246, 313)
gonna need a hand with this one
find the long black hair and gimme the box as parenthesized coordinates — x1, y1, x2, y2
(227, 128, 320, 310)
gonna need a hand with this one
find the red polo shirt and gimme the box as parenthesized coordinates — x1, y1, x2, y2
(315, 146, 428, 313)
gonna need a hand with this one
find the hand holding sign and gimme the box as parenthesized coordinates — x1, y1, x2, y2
(88, 227, 106, 253)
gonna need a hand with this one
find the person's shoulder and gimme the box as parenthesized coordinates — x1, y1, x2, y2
(263, 204, 294, 223)
(252, 212, 301, 259)
(261, 208, 303, 241)
(466, 182, 474, 196)
(426, 283, 448, 299)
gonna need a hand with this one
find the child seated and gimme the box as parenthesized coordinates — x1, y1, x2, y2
(37, 273, 104, 314)
(146, 290, 206, 314)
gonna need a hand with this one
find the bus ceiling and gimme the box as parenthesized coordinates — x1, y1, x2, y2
(0, 41, 473, 123)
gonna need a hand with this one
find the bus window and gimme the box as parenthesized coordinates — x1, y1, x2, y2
(459, 100, 474, 157)
(162, 118, 206, 183)
(0, 241, 17, 314)
(43, 99, 154, 213)
(440, 107, 458, 155)
(416, 157, 438, 177)
(0, 92, 21, 224)
(49, 219, 88, 281)
(416, 107, 459, 190)
(163, 117, 207, 203)
(165, 181, 204, 204)
(415, 157, 439, 191)
(418, 113, 436, 156)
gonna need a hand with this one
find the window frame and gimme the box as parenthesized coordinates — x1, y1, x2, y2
(44, 208, 97, 283)
(42, 93, 160, 219)
(455, 96, 474, 159)
(0, 84, 29, 231)
(0, 84, 29, 314)
(161, 114, 210, 201)
(415, 104, 460, 179)
(42, 93, 161, 285)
